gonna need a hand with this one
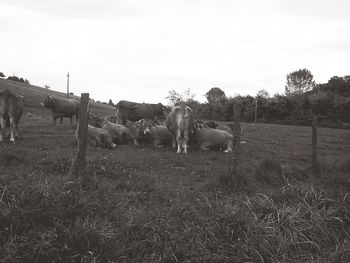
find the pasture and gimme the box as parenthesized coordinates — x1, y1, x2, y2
(1, 80, 350, 262)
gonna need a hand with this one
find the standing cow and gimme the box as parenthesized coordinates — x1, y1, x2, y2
(116, 100, 165, 125)
(41, 95, 80, 126)
(166, 104, 195, 154)
(0, 89, 23, 143)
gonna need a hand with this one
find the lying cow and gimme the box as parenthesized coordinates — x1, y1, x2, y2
(41, 95, 80, 126)
(137, 118, 172, 147)
(76, 124, 116, 149)
(0, 89, 23, 143)
(166, 104, 195, 154)
(116, 100, 166, 125)
(101, 120, 133, 144)
(192, 127, 234, 153)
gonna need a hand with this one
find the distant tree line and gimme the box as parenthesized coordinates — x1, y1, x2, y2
(166, 69, 350, 128)
(0, 72, 30, 84)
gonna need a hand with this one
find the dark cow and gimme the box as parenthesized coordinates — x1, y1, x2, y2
(166, 104, 195, 154)
(0, 89, 23, 143)
(137, 118, 172, 147)
(41, 95, 80, 126)
(116, 100, 165, 125)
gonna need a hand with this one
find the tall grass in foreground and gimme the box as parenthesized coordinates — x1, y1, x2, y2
(0, 155, 349, 262)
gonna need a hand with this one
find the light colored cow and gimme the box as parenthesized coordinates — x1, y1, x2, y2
(101, 120, 133, 144)
(77, 124, 116, 149)
(0, 89, 23, 143)
(193, 127, 234, 153)
(138, 118, 172, 147)
(166, 104, 195, 154)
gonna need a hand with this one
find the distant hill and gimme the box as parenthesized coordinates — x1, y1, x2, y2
(0, 78, 116, 117)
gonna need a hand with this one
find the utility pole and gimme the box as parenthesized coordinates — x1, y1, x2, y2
(66, 72, 70, 98)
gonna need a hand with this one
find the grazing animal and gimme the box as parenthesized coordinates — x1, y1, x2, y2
(193, 128, 234, 153)
(166, 104, 195, 154)
(0, 89, 23, 143)
(76, 124, 116, 149)
(116, 100, 165, 125)
(137, 118, 172, 147)
(41, 95, 80, 126)
(101, 120, 132, 144)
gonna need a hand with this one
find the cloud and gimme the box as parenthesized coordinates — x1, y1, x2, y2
(1, 0, 350, 104)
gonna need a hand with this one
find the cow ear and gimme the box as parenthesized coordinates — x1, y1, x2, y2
(136, 119, 143, 128)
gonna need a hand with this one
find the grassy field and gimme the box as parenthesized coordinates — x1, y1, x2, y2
(1, 79, 350, 262)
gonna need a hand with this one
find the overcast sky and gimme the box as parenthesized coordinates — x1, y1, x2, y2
(1, 0, 350, 104)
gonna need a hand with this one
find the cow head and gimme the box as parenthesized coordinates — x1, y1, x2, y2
(41, 95, 54, 108)
(137, 118, 154, 135)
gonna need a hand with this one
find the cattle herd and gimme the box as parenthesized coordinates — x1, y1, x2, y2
(0, 90, 240, 154)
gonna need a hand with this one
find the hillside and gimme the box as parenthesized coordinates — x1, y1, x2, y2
(0, 78, 116, 117)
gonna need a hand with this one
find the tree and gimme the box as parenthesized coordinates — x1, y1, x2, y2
(165, 90, 183, 106)
(256, 89, 270, 99)
(0, 72, 5, 78)
(285, 68, 315, 96)
(205, 87, 226, 103)
(165, 88, 197, 106)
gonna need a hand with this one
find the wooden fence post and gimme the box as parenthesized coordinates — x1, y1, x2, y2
(254, 99, 257, 125)
(69, 93, 89, 178)
(312, 114, 318, 171)
(229, 100, 241, 174)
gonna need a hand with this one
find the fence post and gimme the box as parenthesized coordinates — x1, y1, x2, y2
(229, 100, 241, 174)
(69, 93, 89, 178)
(254, 99, 257, 124)
(312, 114, 318, 171)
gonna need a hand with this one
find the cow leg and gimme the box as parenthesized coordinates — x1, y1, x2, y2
(69, 116, 73, 126)
(8, 115, 15, 143)
(176, 129, 182, 154)
(183, 130, 189, 154)
(53, 116, 57, 126)
(60, 117, 64, 130)
(170, 132, 176, 148)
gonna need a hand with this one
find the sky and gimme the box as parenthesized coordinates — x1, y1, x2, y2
(1, 0, 350, 104)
